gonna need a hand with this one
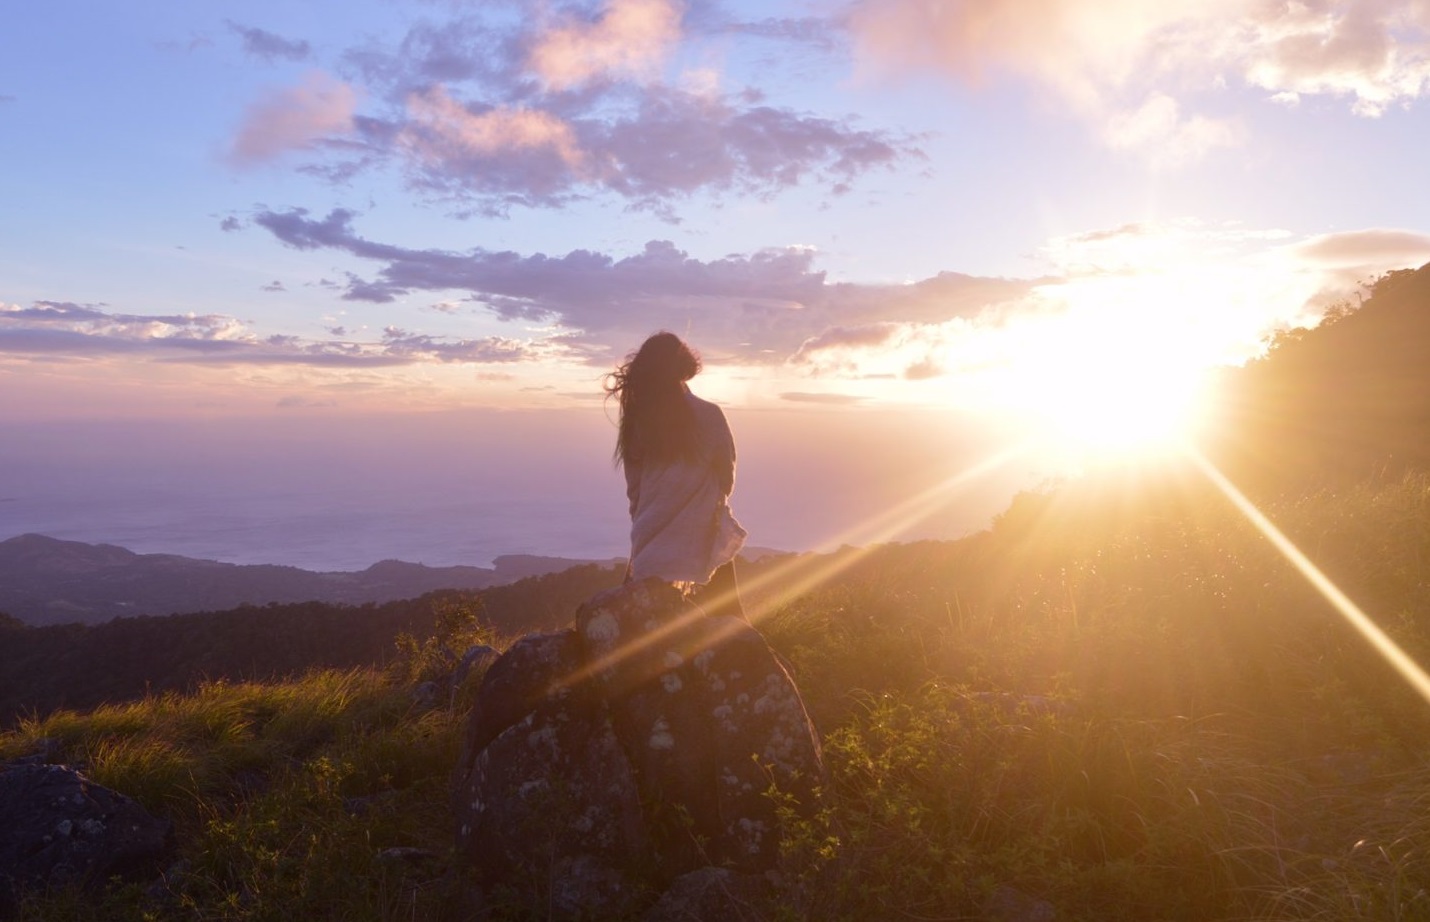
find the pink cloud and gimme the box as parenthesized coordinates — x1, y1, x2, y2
(400, 86, 587, 171)
(373, 83, 910, 215)
(528, 0, 683, 90)
(1244, 0, 1430, 115)
(846, 0, 1430, 161)
(229, 71, 359, 166)
(283, 11, 915, 213)
(1291, 228, 1430, 268)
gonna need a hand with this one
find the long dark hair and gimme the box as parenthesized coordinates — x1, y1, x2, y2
(606, 332, 702, 468)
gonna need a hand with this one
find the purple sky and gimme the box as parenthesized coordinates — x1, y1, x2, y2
(3, 1, 1430, 565)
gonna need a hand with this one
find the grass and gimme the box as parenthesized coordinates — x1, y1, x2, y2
(1, 664, 467, 922)
(6, 472, 1430, 919)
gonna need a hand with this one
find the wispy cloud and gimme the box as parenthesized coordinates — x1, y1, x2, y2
(0, 301, 544, 368)
(779, 391, 869, 405)
(227, 20, 312, 63)
(229, 71, 359, 166)
(847, 0, 1430, 162)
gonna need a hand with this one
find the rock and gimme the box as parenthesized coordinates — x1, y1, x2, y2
(0, 763, 173, 915)
(376, 847, 440, 864)
(1, 737, 61, 768)
(575, 581, 724, 875)
(410, 681, 440, 709)
(453, 631, 585, 788)
(455, 703, 650, 918)
(640, 867, 771, 922)
(575, 580, 823, 872)
(448, 643, 500, 706)
(452, 578, 825, 918)
(983, 884, 1057, 922)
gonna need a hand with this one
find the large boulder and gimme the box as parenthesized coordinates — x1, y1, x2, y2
(452, 578, 824, 917)
(0, 763, 173, 917)
(453, 633, 651, 918)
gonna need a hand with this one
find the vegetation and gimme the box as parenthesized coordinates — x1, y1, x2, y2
(6, 466, 1430, 919)
(0, 564, 626, 728)
(1206, 262, 1430, 496)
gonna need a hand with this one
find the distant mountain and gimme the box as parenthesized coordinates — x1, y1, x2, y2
(0, 533, 624, 626)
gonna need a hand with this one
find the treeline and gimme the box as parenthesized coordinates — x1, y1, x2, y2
(0, 563, 624, 728)
(1208, 260, 1430, 494)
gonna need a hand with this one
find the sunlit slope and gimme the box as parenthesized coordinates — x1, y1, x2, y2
(1208, 261, 1430, 492)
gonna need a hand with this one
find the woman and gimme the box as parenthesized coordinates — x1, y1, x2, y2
(606, 332, 747, 621)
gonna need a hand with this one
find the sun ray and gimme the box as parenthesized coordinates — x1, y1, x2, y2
(564, 441, 1030, 689)
(724, 441, 1031, 622)
(1188, 447, 1430, 706)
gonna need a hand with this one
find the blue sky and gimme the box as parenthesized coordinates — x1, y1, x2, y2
(3, 0, 1430, 563)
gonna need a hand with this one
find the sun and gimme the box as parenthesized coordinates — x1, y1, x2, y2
(1027, 353, 1211, 461)
(981, 301, 1219, 468)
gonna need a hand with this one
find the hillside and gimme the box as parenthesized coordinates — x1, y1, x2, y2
(0, 560, 631, 728)
(1208, 260, 1430, 493)
(0, 533, 622, 626)
(6, 468, 1430, 919)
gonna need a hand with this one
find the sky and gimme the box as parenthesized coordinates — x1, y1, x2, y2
(3, 0, 1430, 567)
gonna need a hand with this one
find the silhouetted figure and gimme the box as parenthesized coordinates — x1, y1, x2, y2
(606, 332, 748, 621)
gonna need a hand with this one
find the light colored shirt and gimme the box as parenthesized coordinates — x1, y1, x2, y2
(625, 391, 746, 584)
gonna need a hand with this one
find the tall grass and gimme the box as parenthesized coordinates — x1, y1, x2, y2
(0, 667, 463, 921)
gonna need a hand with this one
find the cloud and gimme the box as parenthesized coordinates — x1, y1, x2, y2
(847, 0, 1430, 160)
(1291, 228, 1430, 267)
(229, 71, 359, 166)
(847, 0, 1218, 104)
(277, 394, 337, 408)
(777, 388, 863, 403)
(527, 0, 683, 90)
(1281, 228, 1430, 303)
(790, 318, 983, 381)
(296, 8, 918, 214)
(1243, 1, 1430, 116)
(250, 207, 1033, 361)
(2, 301, 249, 347)
(1102, 93, 1242, 167)
(0, 300, 544, 368)
(779, 392, 869, 405)
(395, 87, 589, 207)
(792, 322, 902, 354)
(719, 15, 839, 51)
(228, 21, 312, 63)
(350, 82, 912, 215)
(156, 34, 214, 54)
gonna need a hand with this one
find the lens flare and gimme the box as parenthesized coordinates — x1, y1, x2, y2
(1189, 447, 1430, 706)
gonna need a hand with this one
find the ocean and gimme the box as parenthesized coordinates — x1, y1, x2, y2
(0, 486, 631, 572)
(0, 407, 1031, 573)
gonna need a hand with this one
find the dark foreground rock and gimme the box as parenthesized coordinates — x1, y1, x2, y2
(0, 763, 173, 918)
(452, 578, 824, 918)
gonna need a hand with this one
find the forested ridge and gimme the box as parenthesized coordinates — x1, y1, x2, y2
(1209, 260, 1430, 492)
(0, 563, 627, 728)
